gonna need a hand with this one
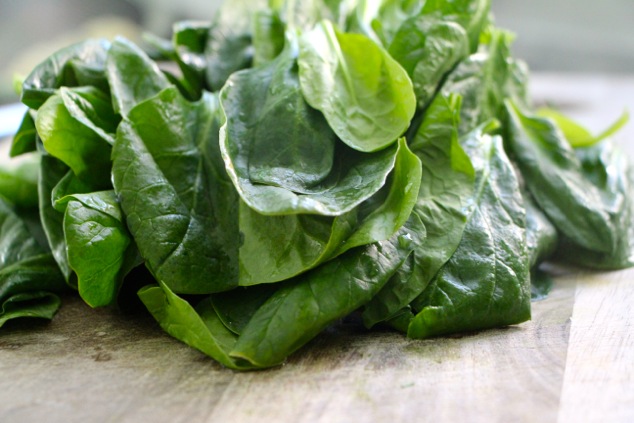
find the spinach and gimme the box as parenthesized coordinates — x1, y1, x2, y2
(10, 110, 37, 157)
(232, 231, 413, 368)
(252, 9, 285, 66)
(56, 191, 140, 307)
(554, 141, 634, 269)
(298, 20, 416, 152)
(504, 101, 618, 254)
(204, 0, 263, 91)
(523, 189, 558, 269)
(3, 0, 633, 370)
(0, 152, 40, 209)
(420, 0, 490, 52)
(138, 282, 256, 370)
(362, 94, 474, 327)
(38, 155, 74, 283)
(409, 125, 530, 338)
(35, 86, 116, 186)
(113, 88, 240, 294)
(537, 108, 629, 148)
(238, 138, 421, 285)
(171, 20, 212, 99)
(21, 39, 111, 109)
(107, 38, 171, 117)
(219, 37, 408, 215)
(389, 15, 469, 108)
(441, 28, 514, 135)
(0, 196, 67, 327)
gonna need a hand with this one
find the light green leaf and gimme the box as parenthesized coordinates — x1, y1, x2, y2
(298, 20, 415, 152)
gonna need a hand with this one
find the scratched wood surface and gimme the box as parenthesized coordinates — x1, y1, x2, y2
(0, 75, 633, 423)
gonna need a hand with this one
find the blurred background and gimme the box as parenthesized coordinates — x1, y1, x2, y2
(0, 0, 633, 105)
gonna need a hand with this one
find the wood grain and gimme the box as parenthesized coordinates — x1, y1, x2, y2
(558, 270, 634, 423)
(0, 74, 633, 423)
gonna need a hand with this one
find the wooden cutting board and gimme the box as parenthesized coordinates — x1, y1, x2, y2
(0, 74, 633, 423)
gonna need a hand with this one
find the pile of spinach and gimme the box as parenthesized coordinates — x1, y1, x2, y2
(1, 0, 632, 369)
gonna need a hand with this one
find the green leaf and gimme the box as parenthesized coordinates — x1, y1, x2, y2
(408, 127, 530, 339)
(38, 155, 73, 283)
(0, 292, 62, 328)
(238, 207, 357, 285)
(504, 100, 617, 254)
(220, 37, 401, 216)
(252, 9, 286, 66)
(298, 20, 415, 152)
(113, 88, 240, 294)
(441, 28, 513, 135)
(0, 152, 40, 209)
(350, 0, 425, 47)
(222, 39, 336, 192)
(420, 0, 491, 52)
(523, 188, 558, 269)
(362, 94, 475, 327)
(389, 16, 469, 108)
(106, 37, 171, 117)
(336, 138, 422, 253)
(205, 0, 264, 91)
(553, 142, 634, 269)
(230, 232, 413, 368)
(171, 20, 211, 99)
(537, 108, 629, 148)
(21, 39, 111, 109)
(10, 110, 37, 157)
(211, 284, 278, 335)
(138, 282, 255, 370)
(0, 196, 67, 327)
(57, 191, 140, 307)
(35, 87, 116, 186)
(238, 138, 421, 286)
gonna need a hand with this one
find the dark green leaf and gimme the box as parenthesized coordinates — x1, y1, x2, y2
(408, 126, 530, 339)
(336, 138, 422, 253)
(523, 188, 558, 269)
(38, 155, 73, 283)
(363, 94, 475, 327)
(205, 0, 263, 91)
(106, 37, 171, 117)
(504, 101, 616, 254)
(530, 269, 553, 301)
(553, 142, 634, 269)
(252, 9, 286, 66)
(10, 110, 37, 157)
(211, 285, 278, 335)
(21, 39, 110, 109)
(0, 152, 40, 209)
(220, 38, 402, 216)
(441, 28, 513, 135)
(0, 292, 62, 328)
(238, 207, 357, 285)
(238, 138, 421, 286)
(0, 196, 67, 327)
(389, 16, 469, 108)
(172, 20, 212, 99)
(113, 88, 240, 294)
